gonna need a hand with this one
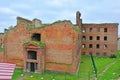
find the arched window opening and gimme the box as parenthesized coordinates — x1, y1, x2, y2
(31, 33, 41, 41)
(82, 44, 86, 48)
(104, 44, 107, 49)
(96, 52, 100, 56)
(96, 44, 100, 49)
(82, 36, 86, 40)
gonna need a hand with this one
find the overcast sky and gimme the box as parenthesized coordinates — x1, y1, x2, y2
(0, 0, 120, 35)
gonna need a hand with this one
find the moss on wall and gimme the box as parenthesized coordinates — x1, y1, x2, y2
(73, 26, 79, 32)
(23, 40, 46, 47)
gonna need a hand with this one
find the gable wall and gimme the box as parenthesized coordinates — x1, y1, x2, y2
(3, 21, 79, 73)
(29, 22, 79, 72)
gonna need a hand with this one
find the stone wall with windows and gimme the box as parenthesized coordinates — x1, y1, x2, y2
(81, 24, 118, 56)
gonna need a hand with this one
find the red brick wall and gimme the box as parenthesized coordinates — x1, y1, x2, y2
(81, 24, 118, 56)
(0, 51, 4, 62)
(42, 22, 79, 72)
(2, 20, 80, 73)
(3, 23, 30, 66)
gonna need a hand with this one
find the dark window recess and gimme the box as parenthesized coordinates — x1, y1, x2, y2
(36, 63, 38, 70)
(89, 44, 93, 48)
(97, 36, 100, 40)
(96, 44, 100, 48)
(89, 36, 93, 40)
(26, 62, 28, 69)
(82, 44, 86, 48)
(104, 36, 107, 41)
(104, 44, 107, 49)
(104, 28, 107, 32)
(103, 52, 107, 56)
(82, 28, 86, 33)
(90, 28, 93, 32)
(28, 51, 37, 60)
(31, 33, 41, 41)
(82, 36, 86, 40)
(30, 63, 35, 72)
(96, 52, 100, 56)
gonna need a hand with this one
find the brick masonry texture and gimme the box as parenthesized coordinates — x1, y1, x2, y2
(1, 19, 79, 73)
(81, 24, 118, 56)
(0, 11, 118, 73)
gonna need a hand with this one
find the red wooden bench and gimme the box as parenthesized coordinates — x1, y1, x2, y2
(0, 72, 13, 76)
(0, 63, 16, 80)
(0, 75, 12, 80)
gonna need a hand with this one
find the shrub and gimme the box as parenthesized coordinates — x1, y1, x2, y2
(73, 26, 79, 32)
(109, 54, 117, 58)
(117, 50, 120, 57)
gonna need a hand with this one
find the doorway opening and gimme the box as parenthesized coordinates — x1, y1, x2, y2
(30, 62, 35, 72)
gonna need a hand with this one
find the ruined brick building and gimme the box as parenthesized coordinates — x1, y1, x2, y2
(81, 23, 118, 56)
(0, 11, 118, 73)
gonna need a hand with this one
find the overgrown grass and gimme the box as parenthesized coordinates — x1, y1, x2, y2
(0, 45, 3, 51)
(94, 57, 116, 73)
(78, 55, 93, 79)
(12, 54, 120, 80)
(98, 59, 120, 80)
(12, 68, 24, 80)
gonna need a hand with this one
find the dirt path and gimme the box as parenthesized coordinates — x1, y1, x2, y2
(98, 60, 117, 77)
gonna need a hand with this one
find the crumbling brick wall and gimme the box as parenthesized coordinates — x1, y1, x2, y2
(3, 23, 30, 66)
(0, 51, 4, 62)
(2, 17, 80, 73)
(29, 21, 79, 72)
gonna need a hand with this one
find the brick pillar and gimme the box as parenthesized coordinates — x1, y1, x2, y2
(23, 48, 27, 72)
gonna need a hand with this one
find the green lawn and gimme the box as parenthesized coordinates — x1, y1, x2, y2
(12, 68, 24, 80)
(98, 59, 120, 80)
(12, 54, 120, 80)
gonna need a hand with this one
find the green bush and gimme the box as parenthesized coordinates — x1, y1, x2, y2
(73, 26, 79, 32)
(117, 50, 120, 57)
(109, 54, 117, 58)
